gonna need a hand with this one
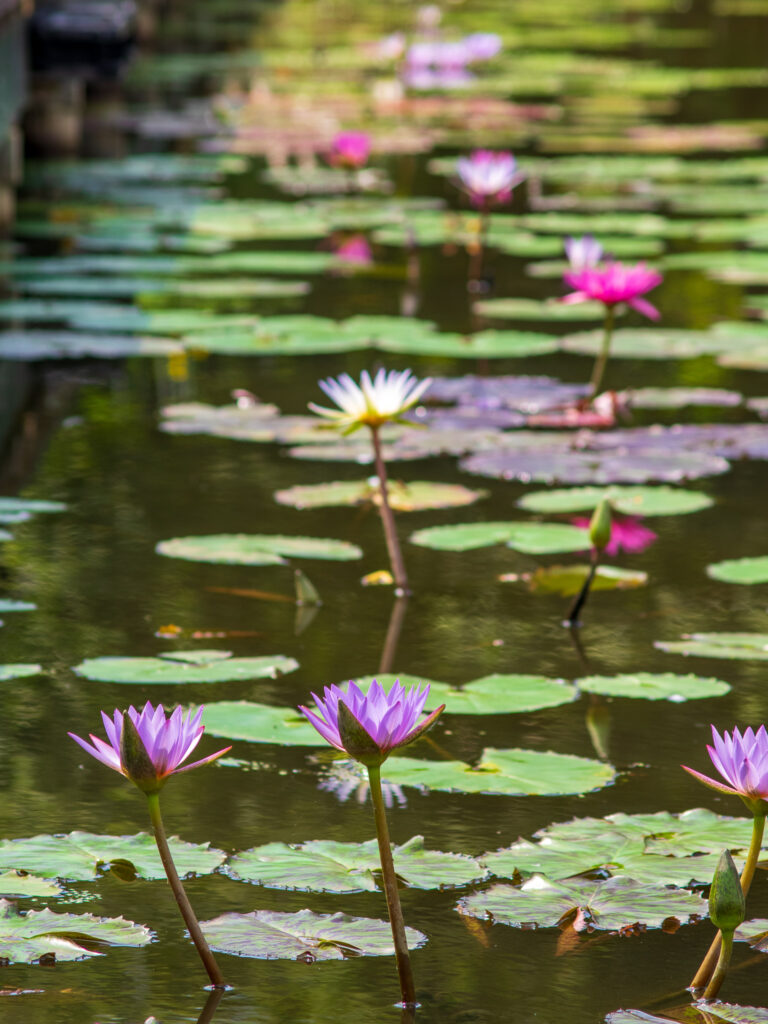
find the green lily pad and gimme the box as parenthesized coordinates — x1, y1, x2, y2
(0, 601, 36, 612)
(0, 899, 152, 964)
(517, 486, 713, 517)
(21, 276, 308, 299)
(0, 330, 182, 360)
(409, 521, 590, 554)
(707, 556, 768, 585)
(225, 835, 486, 893)
(475, 298, 605, 322)
(457, 876, 706, 931)
(0, 665, 42, 682)
(156, 534, 362, 565)
(200, 908, 426, 960)
(608, 1006, 768, 1024)
(656, 633, 768, 661)
(0, 832, 226, 881)
(74, 649, 298, 684)
(736, 919, 768, 952)
(560, 328, 728, 361)
(200, 701, 322, 746)
(380, 329, 559, 359)
(508, 565, 648, 596)
(274, 480, 486, 512)
(382, 748, 616, 797)
(0, 498, 66, 515)
(576, 672, 730, 701)
(351, 673, 577, 716)
(0, 873, 62, 899)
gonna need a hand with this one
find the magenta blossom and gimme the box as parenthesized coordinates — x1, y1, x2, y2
(69, 702, 231, 793)
(299, 679, 444, 767)
(571, 514, 657, 556)
(563, 259, 662, 319)
(683, 726, 768, 814)
(456, 150, 523, 208)
(334, 235, 373, 266)
(328, 131, 371, 170)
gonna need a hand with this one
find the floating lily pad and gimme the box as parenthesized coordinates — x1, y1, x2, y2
(409, 521, 590, 554)
(656, 633, 768, 661)
(0, 330, 182, 360)
(21, 276, 308, 299)
(707, 556, 768, 585)
(156, 534, 362, 565)
(608, 1006, 768, 1024)
(0, 900, 152, 964)
(226, 835, 486, 893)
(735, 919, 768, 952)
(201, 701, 321, 746)
(457, 876, 705, 931)
(0, 832, 226, 881)
(0, 873, 61, 899)
(507, 565, 648, 596)
(517, 486, 713, 517)
(74, 649, 298, 684)
(576, 672, 730, 701)
(0, 498, 66, 515)
(476, 297, 605, 322)
(626, 387, 743, 409)
(0, 601, 36, 613)
(274, 480, 486, 512)
(560, 328, 730, 361)
(200, 908, 426, 961)
(0, 665, 43, 682)
(382, 748, 616, 797)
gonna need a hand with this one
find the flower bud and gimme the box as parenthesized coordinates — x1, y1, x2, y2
(589, 497, 613, 552)
(709, 849, 745, 935)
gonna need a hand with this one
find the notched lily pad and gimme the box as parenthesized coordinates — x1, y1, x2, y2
(576, 672, 730, 702)
(156, 533, 362, 565)
(200, 908, 426, 960)
(518, 486, 713, 517)
(274, 479, 486, 512)
(74, 649, 298, 684)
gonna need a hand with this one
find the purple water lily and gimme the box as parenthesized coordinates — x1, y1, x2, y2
(69, 702, 231, 792)
(300, 679, 444, 766)
(683, 725, 768, 810)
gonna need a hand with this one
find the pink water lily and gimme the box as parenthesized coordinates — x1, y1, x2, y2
(328, 131, 371, 170)
(683, 725, 768, 813)
(456, 150, 523, 208)
(300, 679, 444, 766)
(69, 702, 231, 792)
(563, 259, 662, 319)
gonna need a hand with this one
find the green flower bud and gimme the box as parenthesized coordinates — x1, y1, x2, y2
(589, 497, 613, 552)
(709, 849, 745, 935)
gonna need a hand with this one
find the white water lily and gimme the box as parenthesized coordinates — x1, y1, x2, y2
(309, 368, 432, 433)
(564, 235, 603, 270)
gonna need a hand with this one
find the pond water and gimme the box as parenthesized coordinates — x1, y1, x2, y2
(4, 0, 768, 1021)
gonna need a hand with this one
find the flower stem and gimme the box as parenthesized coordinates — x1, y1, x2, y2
(589, 305, 616, 399)
(367, 764, 417, 1007)
(565, 548, 599, 626)
(703, 930, 734, 1001)
(370, 425, 410, 594)
(691, 812, 765, 992)
(146, 792, 226, 989)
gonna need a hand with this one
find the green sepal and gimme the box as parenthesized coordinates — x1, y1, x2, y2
(336, 701, 386, 767)
(709, 848, 745, 935)
(120, 714, 163, 794)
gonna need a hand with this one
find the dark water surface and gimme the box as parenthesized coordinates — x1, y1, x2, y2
(3, 0, 768, 1021)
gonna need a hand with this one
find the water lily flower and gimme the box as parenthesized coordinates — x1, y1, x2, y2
(309, 368, 431, 434)
(462, 32, 502, 61)
(299, 679, 444, 767)
(571, 514, 657, 556)
(456, 150, 523, 208)
(565, 235, 604, 270)
(334, 235, 373, 266)
(563, 259, 662, 319)
(69, 702, 231, 794)
(328, 131, 371, 170)
(683, 726, 768, 813)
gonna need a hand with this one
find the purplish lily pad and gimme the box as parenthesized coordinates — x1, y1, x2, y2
(156, 534, 362, 565)
(576, 672, 730, 701)
(200, 908, 426, 960)
(608, 1006, 768, 1024)
(274, 480, 486, 511)
(707, 556, 768, 585)
(656, 633, 768, 661)
(225, 835, 486, 893)
(0, 900, 152, 963)
(457, 876, 706, 931)
(0, 832, 226, 881)
(409, 521, 590, 554)
(517, 485, 713, 517)
(74, 649, 298, 684)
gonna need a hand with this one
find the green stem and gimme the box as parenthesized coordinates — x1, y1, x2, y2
(691, 812, 765, 992)
(589, 305, 616, 400)
(367, 764, 417, 1007)
(146, 792, 226, 989)
(703, 930, 734, 1001)
(370, 425, 410, 594)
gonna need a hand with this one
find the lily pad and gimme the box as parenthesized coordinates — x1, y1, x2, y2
(0, 873, 61, 899)
(457, 876, 706, 931)
(707, 556, 768, 585)
(0, 832, 225, 881)
(200, 908, 426, 960)
(0, 900, 152, 964)
(517, 486, 713, 517)
(0, 601, 36, 613)
(0, 330, 182, 360)
(74, 649, 298, 684)
(409, 521, 590, 554)
(626, 387, 743, 409)
(0, 498, 66, 515)
(576, 672, 730, 701)
(156, 534, 362, 565)
(506, 565, 648, 596)
(656, 633, 768, 661)
(274, 479, 486, 512)
(608, 1006, 768, 1024)
(476, 298, 605, 322)
(201, 701, 322, 746)
(0, 665, 42, 682)
(382, 748, 616, 797)
(225, 835, 486, 893)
